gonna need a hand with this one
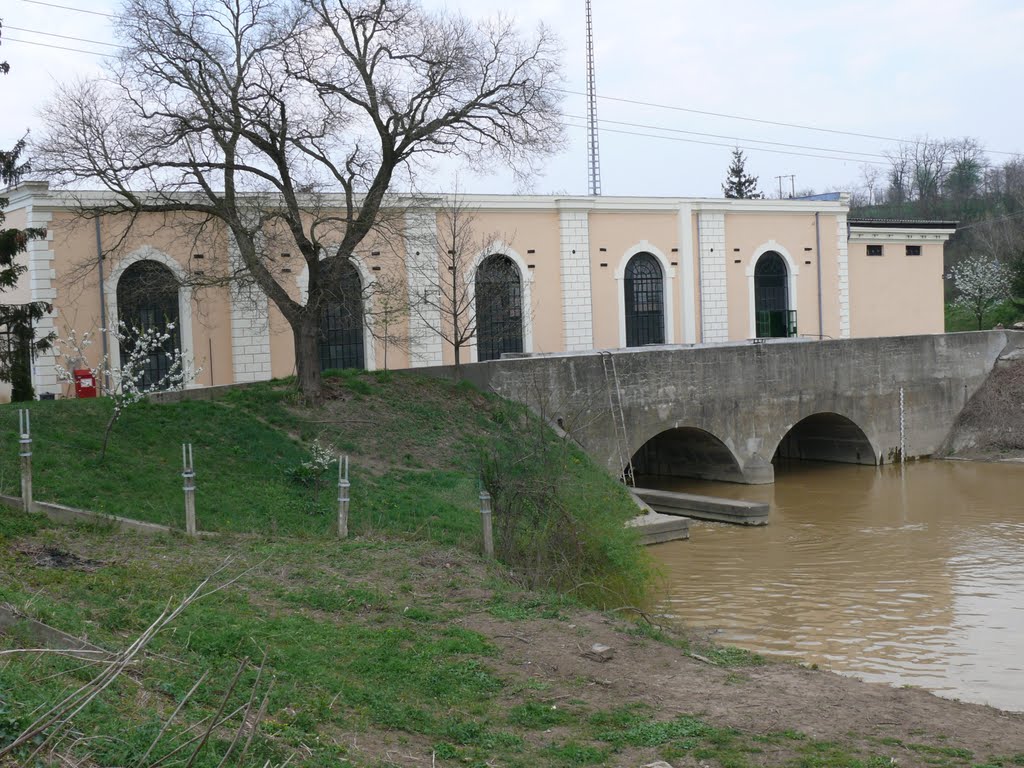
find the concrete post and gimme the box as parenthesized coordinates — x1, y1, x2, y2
(18, 410, 32, 514)
(182, 443, 196, 536)
(479, 490, 494, 558)
(337, 455, 350, 539)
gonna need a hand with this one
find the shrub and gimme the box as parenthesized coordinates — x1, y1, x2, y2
(481, 405, 652, 608)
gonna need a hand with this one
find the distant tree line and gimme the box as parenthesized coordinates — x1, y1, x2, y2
(850, 138, 1024, 325)
(769, 137, 1024, 328)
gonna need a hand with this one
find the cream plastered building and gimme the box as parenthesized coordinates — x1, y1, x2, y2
(3, 182, 955, 399)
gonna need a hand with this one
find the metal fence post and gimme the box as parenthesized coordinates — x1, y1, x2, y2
(18, 410, 32, 514)
(337, 455, 350, 539)
(479, 489, 494, 558)
(182, 443, 196, 536)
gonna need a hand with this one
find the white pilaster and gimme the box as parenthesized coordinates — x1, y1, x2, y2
(229, 236, 272, 383)
(677, 203, 697, 344)
(836, 214, 850, 338)
(698, 211, 728, 343)
(405, 210, 444, 367)
(558, 209, 594, 351)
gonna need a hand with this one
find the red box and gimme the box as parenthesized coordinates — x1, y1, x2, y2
(73, 369, 97, 399)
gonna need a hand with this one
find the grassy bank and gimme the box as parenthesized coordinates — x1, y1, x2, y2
(3, 515, 1021, 767)
(3, 375, 1024, 767)
(945, 300, 1023, 332)
(0, 371, 649, 606)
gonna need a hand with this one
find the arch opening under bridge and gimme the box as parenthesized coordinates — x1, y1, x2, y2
(772, 412, 878, 467)
(630, 426, 746, 484)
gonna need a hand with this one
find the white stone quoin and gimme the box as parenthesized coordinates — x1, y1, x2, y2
(404, 210, 444, 367)
(836, 213, 850, 339)
(558, 208, 594, 352)
(698, 211, 728, 343)
(26, 204, 59, 396)
(229, 236, 273, 383)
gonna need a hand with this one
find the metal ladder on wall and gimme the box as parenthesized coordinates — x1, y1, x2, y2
(600, 351, 635, 486)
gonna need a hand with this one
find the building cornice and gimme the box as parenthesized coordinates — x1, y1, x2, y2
(849, 226, 956, 244)
(6, 182, 852, 217)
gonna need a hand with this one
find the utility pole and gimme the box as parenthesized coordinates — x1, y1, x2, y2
(774, 174, 796, 199)
(585, 0, 601, 196)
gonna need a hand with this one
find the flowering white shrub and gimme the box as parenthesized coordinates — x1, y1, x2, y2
(950, 255, 1011, 330)
(286, 438, 337, 510)
(55, 322, 200, 460)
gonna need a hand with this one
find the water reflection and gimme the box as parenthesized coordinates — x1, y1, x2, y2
(647, 460, 1024, 712)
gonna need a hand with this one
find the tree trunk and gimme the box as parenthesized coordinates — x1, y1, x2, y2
(294, 317, 323, 403)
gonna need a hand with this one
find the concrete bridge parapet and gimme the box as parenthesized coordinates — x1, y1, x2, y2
(424, 331, 1023, 485)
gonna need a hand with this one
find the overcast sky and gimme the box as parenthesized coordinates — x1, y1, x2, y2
(3, 0, 1023, 198)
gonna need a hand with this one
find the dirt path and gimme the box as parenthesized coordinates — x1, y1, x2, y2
(460, 605, 1024, 767)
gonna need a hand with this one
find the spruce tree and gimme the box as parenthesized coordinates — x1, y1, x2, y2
(722, 148, 764, 199)
(0, 24, 55, 400)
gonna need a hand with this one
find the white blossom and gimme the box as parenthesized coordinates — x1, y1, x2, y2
(949, 255, 1011, 329)
(54, 322, 202, 459)
(302, 438, 336, 475)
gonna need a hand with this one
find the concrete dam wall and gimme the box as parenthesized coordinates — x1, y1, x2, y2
(423, 331, 1024, 485)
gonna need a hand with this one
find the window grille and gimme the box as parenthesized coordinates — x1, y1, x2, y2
(319, 261, 366, 371)
(754, 251, 795, 338)
(624, 252, 665, 347)
(476, 255, 524, 362)
(116, 260, 181, 389)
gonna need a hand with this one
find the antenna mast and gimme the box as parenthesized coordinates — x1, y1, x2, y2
(585, 0, 601, 196)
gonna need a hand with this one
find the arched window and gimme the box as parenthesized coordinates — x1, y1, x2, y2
(754, 251, 793, 338)
(475, 254, 524, 362)
(624, 252, 665, 347)
(319, 260, 365, 370)
(116, 260, 181, 389)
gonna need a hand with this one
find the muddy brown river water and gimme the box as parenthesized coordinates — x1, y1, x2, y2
(646, 459, 1024, 712)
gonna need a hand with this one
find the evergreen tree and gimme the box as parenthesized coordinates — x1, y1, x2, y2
(0, 24, 55, 400)
(722, 148, 764, 199)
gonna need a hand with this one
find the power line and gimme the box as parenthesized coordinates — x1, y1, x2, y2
(0, 39, 893, 166)
(7, 10, 1020, 162)
(14, 0, 116, 18)
(956, 210, 1024, 231)
(563, 117, 889, 166)
(557, 88, 1022, 158)
(2, 35, 113, 56)
(4, 25, 123, 48)
(564, 114, 888, 160)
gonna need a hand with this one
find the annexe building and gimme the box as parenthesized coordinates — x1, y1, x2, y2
(3, 182, 955, 399)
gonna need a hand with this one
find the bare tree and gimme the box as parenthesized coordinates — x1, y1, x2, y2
(884, 143, 913, 206)
(911, 137, 950, 213)
(364, 270, 409, 370)
(409, 194, 489, 371)
(34, 0, 564, 401)
(859, 163, 881, 206)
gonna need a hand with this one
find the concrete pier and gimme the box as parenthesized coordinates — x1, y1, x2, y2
(634, 488, 769, 526)
(627, 510, 690, 545)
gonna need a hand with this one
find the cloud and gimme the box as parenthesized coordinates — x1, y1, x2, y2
(4, 0, 1021, 197)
